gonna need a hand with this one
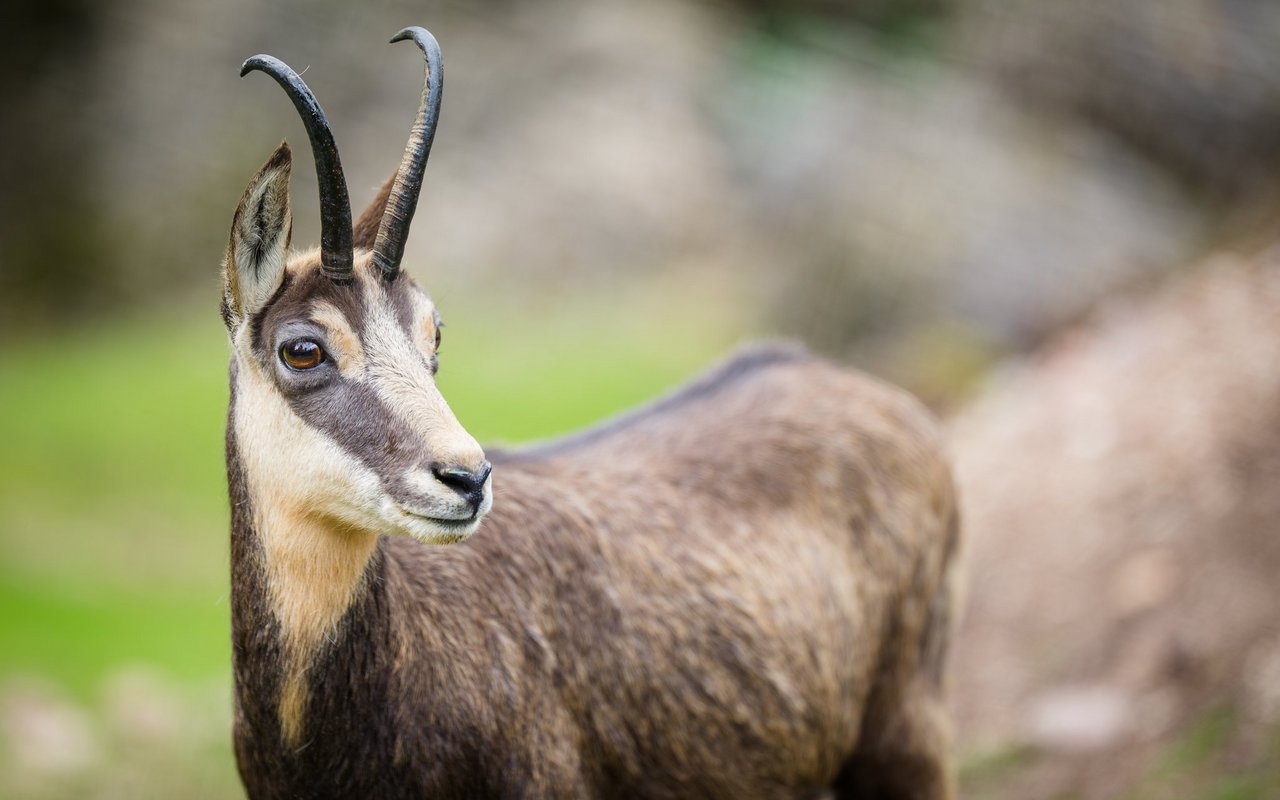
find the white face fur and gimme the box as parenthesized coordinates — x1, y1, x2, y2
(224, 144, 491, 546)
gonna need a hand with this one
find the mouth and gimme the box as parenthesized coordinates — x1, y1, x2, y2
(400, 508, 478, 530)
(396, 505, 486, 543)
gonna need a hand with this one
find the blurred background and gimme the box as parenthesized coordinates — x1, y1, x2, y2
(2, 0, 1280, 797)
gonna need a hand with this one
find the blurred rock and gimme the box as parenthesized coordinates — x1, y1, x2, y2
(722, 38, 1199, 379)
(1242, 639, 1280, 725)
(2, 0, 1222, 381)
(1109, 548, 1180, 617)
(102, 665, 184, 743)
(0, 2, 118, 331)
(0, 677, 99, 777)
(0, 670, 240, 799)
(958, 0, 1280, 203)
(725, 0, 956, 19)
(1024, 685, 1134, 753)
(949, 248, 1280, 795)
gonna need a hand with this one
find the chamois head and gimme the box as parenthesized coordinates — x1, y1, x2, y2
(222, 28, 490, 544)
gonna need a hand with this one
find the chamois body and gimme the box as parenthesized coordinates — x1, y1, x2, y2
(224, 28, 960, 799)
(229, 344, 958, 799)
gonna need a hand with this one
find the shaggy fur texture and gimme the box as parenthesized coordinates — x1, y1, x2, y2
(223, 146, 961, 799)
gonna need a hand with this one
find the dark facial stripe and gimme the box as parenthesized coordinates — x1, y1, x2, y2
(249, 258, 447, 507)
(282, 373, 434, 506)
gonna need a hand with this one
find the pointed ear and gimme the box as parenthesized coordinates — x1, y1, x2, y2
(352, 171, 396, 252)
(222, 142, 293, 329)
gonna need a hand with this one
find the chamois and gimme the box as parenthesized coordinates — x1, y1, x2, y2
(224, 26, 961, 800)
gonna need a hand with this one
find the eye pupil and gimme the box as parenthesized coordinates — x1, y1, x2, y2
(280, 339, 325, 370)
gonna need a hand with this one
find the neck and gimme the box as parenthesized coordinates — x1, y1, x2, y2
(227, 419, 383, 749)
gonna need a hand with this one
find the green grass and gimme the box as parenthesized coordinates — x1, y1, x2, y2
(0, 276, 740, 711)
(0, 310, 236, 703)
(0, 575, 229, 701)
(958, 744, 1038, 798)
(1127, 707, 1280, 800)
(438, 287, 744, 444)
(958, 706, 1280, 800)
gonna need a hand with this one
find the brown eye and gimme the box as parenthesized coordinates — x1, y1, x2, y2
(279, 339, 325, 370)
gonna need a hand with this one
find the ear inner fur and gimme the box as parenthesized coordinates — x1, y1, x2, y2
(223, 143, 293, 327)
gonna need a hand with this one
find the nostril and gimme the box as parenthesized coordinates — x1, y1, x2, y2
(432, 461, 492, 506)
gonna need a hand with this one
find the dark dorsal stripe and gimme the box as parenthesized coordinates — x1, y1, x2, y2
(490, 343, 812, 464)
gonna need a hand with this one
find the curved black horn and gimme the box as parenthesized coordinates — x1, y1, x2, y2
(241, 55, 354, 284)
(371, 26, 444, 279)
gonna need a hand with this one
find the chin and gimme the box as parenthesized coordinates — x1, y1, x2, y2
(379, 493, 493, 545)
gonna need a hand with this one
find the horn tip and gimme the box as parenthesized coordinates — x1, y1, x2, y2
(240, 55, 269, 77)
(389, 26, 438, 55)
(389, 26, 422, 44)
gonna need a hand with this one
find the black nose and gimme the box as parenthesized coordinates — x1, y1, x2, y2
(432, 461, 492, 510)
